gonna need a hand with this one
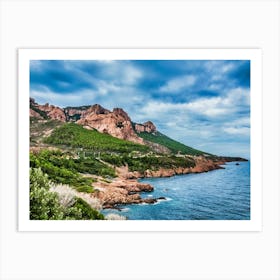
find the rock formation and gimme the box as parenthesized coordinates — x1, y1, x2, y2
(76, 106, 144, 144)
(135, 121, 157, 133)
(30, 98, 66, 122)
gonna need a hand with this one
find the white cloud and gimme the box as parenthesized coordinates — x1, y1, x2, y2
(204, 61, 236, 82)
(30, 89, 99, 107)
(185, 87, 250, 117)
(223, 116, 250, 136)
(122, 65, 143, 85)
(98, 61, 143, 86)
(30, 60, 43, 71)
(139, 87, 249, 120)
(159, 75, 196, 93)
(223, 127, 250, 136)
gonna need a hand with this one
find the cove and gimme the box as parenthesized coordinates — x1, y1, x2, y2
(102, 161, 250, 220)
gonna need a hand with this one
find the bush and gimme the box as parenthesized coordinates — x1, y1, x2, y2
(30, 150, 95, 193)
(30, 168, 105, 220)
(30, 150, 116, 191)
(64, 198, 104, 220)
(30, 168, 64, 220)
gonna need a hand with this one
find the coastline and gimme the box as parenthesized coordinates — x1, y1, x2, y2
(91, 156, 247, 210)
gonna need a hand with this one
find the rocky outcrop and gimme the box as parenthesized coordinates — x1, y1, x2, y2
(135, 121, 157, 134)
(91, 155, 225, 209)
(190, 156, 224, 173)
(115, 156, 224, 180)
(30, 98, 162, 145)
(91, 177, 163, 209)
(43, 106, 66, 122)
(30, 98, 66, 122)
(77, 107, 144, 144)
(30, 108, 43, 119)
(64, 104, 110, 121)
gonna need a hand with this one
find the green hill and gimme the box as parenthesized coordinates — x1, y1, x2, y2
(44, 123, 149, 154)
(137, 131, 210, 156)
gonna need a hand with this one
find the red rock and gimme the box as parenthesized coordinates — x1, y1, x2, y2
(77, 107, 143, 144)
(30, 108, 43, 119)
(135, 121, 157, 133)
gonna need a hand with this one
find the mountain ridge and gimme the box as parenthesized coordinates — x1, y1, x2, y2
(30, 98, 207, 156)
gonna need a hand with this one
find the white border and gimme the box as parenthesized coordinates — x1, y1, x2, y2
(18, 49, 262, 231)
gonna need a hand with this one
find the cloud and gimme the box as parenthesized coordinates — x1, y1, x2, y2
(223, 127, 250, 136)
(185, 87, 250, 118)
(159, 75, 196, 93)
(30, 89, 98, 107)
(138, 87, 249, 120)
(222, 116, 250, 136)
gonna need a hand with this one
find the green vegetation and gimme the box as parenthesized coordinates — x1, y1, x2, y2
(30, 118, 63, 146)
(64, 198, 104, 220)
(137, 131, 209, 156)
(30, 167, 64, 220)
(30, 150, 116, 192)
(67, 113, 82, 122)
(101, 154, 195, 173)
(30, 168, 104, 220)
(44, 123, 149, 153)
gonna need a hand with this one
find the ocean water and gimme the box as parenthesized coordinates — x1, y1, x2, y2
(102, 161, 250, 220)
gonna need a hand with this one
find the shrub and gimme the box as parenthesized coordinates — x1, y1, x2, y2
(65, 198, 104, 220)
(30, 168, 64, 220)
(30, 169, 105, 220)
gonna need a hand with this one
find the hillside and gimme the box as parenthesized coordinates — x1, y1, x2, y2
(44, 122, 149, 154)
(136, 130, 209, 156)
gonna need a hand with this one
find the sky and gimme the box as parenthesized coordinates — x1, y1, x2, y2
(30, 59, 250, 159)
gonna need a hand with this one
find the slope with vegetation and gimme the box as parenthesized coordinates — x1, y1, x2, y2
(44, 123, 149, 154)
(137, 131, 209, 156)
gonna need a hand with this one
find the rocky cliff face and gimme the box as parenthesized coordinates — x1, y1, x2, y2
(30, 108, 43, 119)
(30, 98, 66, 122)
(135, 121, 157, 133)
(64, 104, 110, 122)
(30, 98, 161, 145)
(77, 106, 143, 144)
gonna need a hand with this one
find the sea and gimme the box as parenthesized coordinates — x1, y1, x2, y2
(102, 161, 250, 220)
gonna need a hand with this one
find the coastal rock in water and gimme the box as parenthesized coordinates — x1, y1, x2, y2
(93, 177, 154, 208)
(190, 156, 222, 173)
(141, 198, 157, 204)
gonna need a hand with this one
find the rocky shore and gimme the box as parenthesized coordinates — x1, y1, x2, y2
(91, 177, 159, 209)
(90, 156, 237, 209)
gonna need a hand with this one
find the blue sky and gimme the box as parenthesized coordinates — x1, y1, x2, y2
(30, 60, 250, 158)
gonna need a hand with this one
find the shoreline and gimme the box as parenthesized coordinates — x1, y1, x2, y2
(92, 157, 246, 210)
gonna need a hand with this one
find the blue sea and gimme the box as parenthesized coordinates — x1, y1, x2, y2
(102, 161, 250, 220)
